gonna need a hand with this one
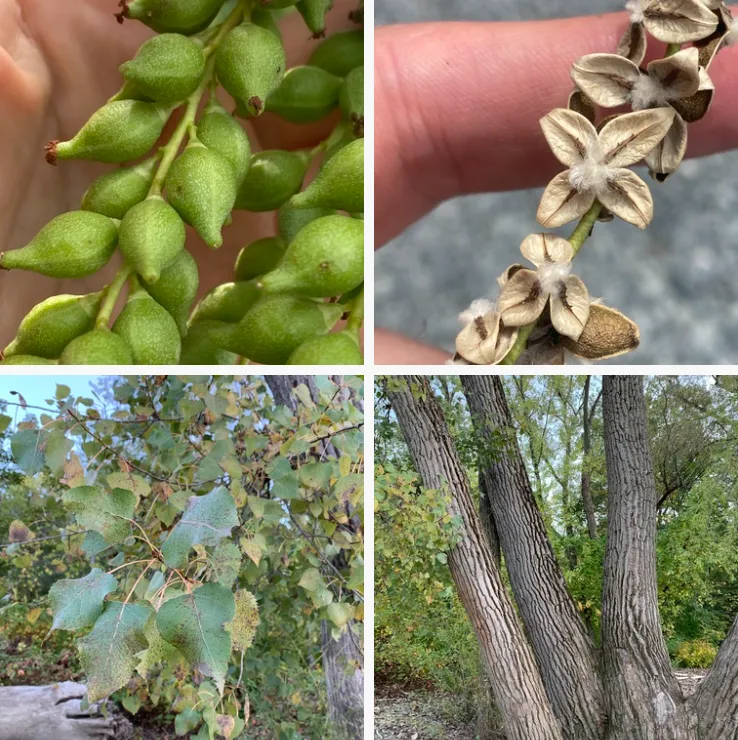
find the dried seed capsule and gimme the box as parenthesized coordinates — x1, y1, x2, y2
(234, 237, 287, 281)
(49, 101, 171, 165)
(1, 355, 58, 365)
(81, 157, 158, 220)
(259, 214, 363, 297)
(308, 30, 364, 78)
(0, 212, 118, 278)
(189, 281, 262, 325)
(340, 65, 364, 135)
(251, 8, 283, 40)
(196, 98, 252, 186)
(291, 137, 363, 213)
(119, 196, 186, 283)
(277, 202, 336, 244)
(123, 0, 226, 34)
(180, 321, 237, 365)
(60, 328, 133, 365)
(215, 23, 286, 117)
(4, 292, 104, 360)
(142, 249, 199, 337)
(265, 66, 342, 123)
(287, 330, 363, 364)
(296, 0, 333, 37)
(165, 141, 237, 248)
(208, 294, 343, 364)
(234, 150, 307, 212)
(120, 34, 206, 104)
(112, 283, 182, 364)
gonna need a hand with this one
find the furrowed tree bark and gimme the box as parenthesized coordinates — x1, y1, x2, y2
(478, 471, 500, 567)
(581, 377, 598, 540)
(601, 376, 691, 739)
(460, 375, 606, 740)
(388, 375, 563, 740)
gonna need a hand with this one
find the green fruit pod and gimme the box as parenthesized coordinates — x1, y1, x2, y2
(215, 23, 286, 117)
(81, 157, 158, 220)
(1, 355, 58, 365)
(120, 34, 206, 104)
(234, 236, 287, 281)
(48, 100, 171, 165)
(251, 8, 282, 40)
(142, 249, 199, 337)
(234, 150, 307, 212)
(208, 294, 343, 364)
(60, 329, 133, 365)
(165, 141, 237, 248)
(340, 65, 364, 135)
(277, 202, 336, 244)
(291, 137, 363, 213)
(189, 281, 262, 324)
(259, 214, 363, 297)
(122, 0, 226, 34)
(288, 330, 362, 364)
(265, 66, 342, 123)
(4, 292, 104, 360)
(196, 98, 252, 186)
(308, 30, 364, 77)
(119, 196, 186, 283)
(296, 0, 334, 37)
(112, 283, 181, 364)
(0, 212, 118, 278)
(180, 321, 237, 365)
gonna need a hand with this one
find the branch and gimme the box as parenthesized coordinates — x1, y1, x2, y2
(0, 529, 90, 550)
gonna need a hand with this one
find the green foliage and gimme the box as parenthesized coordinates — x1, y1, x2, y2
(674, 640, 718, 668)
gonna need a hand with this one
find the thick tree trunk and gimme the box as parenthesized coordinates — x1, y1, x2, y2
(388, 376, 563, 740)
(581, 377, 598, 541)
(478, 471, 500, 567)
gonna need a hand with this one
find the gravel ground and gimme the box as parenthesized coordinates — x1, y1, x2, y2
(374, 0, 738, 365)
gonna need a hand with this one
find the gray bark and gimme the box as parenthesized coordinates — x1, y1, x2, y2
(388, 375, 563, 740)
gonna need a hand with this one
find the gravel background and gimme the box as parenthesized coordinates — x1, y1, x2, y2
(374, 0, 738, 365)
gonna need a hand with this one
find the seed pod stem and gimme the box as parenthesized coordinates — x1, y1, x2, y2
(96, 264, 133, 329)
(345, 285, 364, 338)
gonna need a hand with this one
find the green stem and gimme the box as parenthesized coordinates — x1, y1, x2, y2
(665, 43, 681, 57)
(96, 264, 133, 329)
(346, 286, 364, 336)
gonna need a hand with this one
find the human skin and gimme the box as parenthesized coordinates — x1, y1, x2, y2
(375, 9, 738, 365)
(0, 0, 357, 347)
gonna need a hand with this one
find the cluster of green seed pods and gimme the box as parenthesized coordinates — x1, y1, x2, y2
(2, 0, 364, 366)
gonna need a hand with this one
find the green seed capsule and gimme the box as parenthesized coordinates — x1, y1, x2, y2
(322, 122, 357, 165)
(180, 321, 237, 365)
(0, 212, 118, 278)
(165, 141, 237, 248)
(1, 355, 58, 365)
(196, 98, 252, 186)
(234, 237, 287, 281)
(266, 66, 342, 123)
(277, 202, 336, 244)
(119, 196, 186, 284)
(251, 8, 282, 40)
(288, 331, 363, 364)
(112, 283, 181, 364)
(259, 214, 363, 297)
(123, 0, 225, 34)
(208, 295, 343, 364)
(291, 137, 363, 213)
(340, 65, 364, 136)
(60, 329, 133, 365)
(81, 157, 158, 220)
(4, 292, 104, 360)
(234, 150, 307, 212)
(296, 0, 333, 37)
(308, 30, 364, 78)
(215, 23, 286, 117)
(142, 249, 199, 337)
(189, 281, 262, 325)
(50, 100, 170, 165)
(120, 34, 206, 104)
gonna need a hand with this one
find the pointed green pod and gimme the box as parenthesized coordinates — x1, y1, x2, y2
(251, 9, 282, 40)
(120, 34, 206, 104)
(296, 0, 333, 37)
(165, 142, 237, 248)
(0, 212, 118, 278)
(308, 30, 364, 78)
(259, 214, 363, 297)
(322, 122, 357, 165)
(196, 98, 252, 186)
(1, 355, 58, 365)
(112, 283, 181, 364)
(60, 329, 133, 365)
(4, 292, 104, 360)
(234, 150, 307, 212)
(180, 321, 237, 365)
(277, 202, 336, 244)
(81, 157, 158, 220)
(291, 138, 363, 213)
(189, 281, 262, 325)
(119, 196, 186, 284)
(50, 101, 170, 165)
(340, 65, 364, 135)
(234, 237, 287, 281)
(265, 66, 342, 123)
(208, 295, 343, 364)
(142, 249, 199, 337)
(288, 331, 363, 364)
(215, 23, 286, 117)
(123, 0, 225, 34)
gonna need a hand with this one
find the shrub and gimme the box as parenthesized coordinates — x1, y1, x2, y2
(674, 640, 718, 668)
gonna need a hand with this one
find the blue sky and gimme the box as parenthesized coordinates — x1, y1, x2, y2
(0, 376, 104, 414)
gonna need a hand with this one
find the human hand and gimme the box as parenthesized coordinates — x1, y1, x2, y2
(374, 9, 738, 365)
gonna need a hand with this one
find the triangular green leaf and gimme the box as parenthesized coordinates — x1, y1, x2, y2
(326, 602, 354, 628)
(211, 540, 242, 588)
(175, 707, 202, 736)
(48, 568, 118, 632)
(11, 428, 48, 475)
(62, 486, 136, 543)
(45, 429, 73, 476)
(136, 614, 183, 676)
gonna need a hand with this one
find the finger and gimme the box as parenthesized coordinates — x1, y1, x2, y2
(374, 328, 451, 365)
(375, 10, 738, 246)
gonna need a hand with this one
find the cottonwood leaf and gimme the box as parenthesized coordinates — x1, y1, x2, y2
(212, 540, 242, 588)
(227, 590, 260, 652)
(48, 568, 118, 632)
(81, 531, 109, 558)
(136, 615, 183, 676)
(327, 602, 354, 628)
(175, 707, 201, 736)
(298, 568, 323, 592)
(161, 487, 239, 569)
(61, 453, 86, 487)
(107, 471, 150, 501)
(62, 486, 136, 544)
(11, 428, 48, 475)
(156, 582, 235, 694)
(45, 429, 73, 476)
(216, 715, 236, 738)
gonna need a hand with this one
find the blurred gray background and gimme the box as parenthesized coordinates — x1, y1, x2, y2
(374, 0, 738, 364)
